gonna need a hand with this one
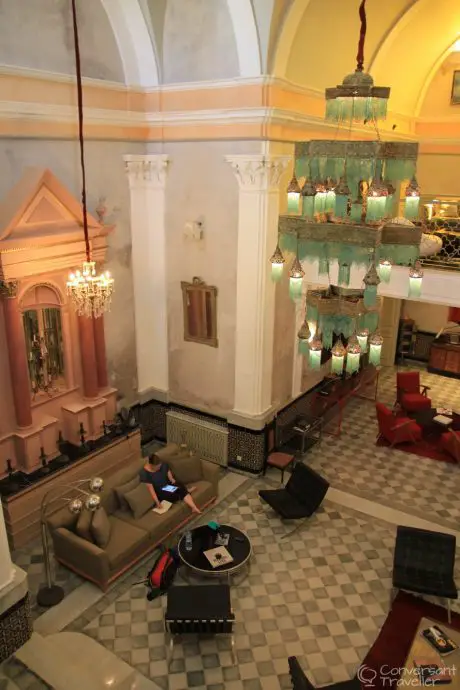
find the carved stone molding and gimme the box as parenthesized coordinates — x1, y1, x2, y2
(225, 155, 291, 191)
(0, 280, 18, 298)
(124, 154, 170, 188)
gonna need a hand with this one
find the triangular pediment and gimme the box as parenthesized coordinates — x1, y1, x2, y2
(0, 168, 101, 243)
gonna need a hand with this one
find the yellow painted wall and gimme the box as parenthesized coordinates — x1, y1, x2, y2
(418, 154, 460, 197)
(420, 53, 460, 118)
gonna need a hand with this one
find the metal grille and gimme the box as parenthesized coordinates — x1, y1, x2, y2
(420, 208, 460, 271)
(166, 410, 228, 467)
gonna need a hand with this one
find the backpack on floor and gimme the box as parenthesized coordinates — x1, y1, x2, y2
(142, 547, 179, 601)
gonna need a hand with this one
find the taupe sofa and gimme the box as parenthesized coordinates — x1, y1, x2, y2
(46, 444, 219, 590)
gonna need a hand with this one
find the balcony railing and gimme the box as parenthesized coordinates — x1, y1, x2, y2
(421, 218, 460, 272)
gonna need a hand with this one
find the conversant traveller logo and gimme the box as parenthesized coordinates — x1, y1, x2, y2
(357, 664, 457, 687)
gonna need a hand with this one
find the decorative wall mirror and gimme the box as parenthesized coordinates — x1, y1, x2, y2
(181, 277, 218, 347)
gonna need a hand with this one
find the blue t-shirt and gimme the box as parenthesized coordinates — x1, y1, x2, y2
(139, 463, 169, 492)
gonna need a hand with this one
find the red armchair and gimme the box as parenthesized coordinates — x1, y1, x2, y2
(376, 402, 422, 447)
(396, 371, 431, 413)
(441, 430, 460, 463)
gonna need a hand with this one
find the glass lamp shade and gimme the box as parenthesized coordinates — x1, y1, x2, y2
(357, 328, 369, 353)
(346, 335, 361, 375)
(301, 181, 316, 220)
(314, 183, 327, 214)
(378, 259, 392, 283)
(269, 244, 285, 283)
(325, 183, 336, 214)
(325, 70, 390, 125)
(297, 320, 311, 356)
(68, 498, 83, 515)
(287, 175, 301, 213)
(350, 200, 363, 223)
(363, 264, 380, 308)
(85, 494, 101, 512)
(289, 257, 305, 301)
(331, 338, 346, 375)
(404, 177, 420, 221)
(408, 261, 423, 298)
(366, 182, 388, 222)
(89, 477, 104, 492)
(335, 180, 350, 219)
(369, 331, 383, 366)
(309, 335, 323, 370)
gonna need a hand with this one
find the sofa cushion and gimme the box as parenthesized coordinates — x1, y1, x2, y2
(104, 516, 150, 570)
(91, 507, 111, 548)
(152, 443, 180, 462)
(114, 475, 140, 511)
(98, 458, 145, 515)
(168, 454, 203, 485)
(114, 500, 189, 542)
(188, 479, 215, 510)
(125, 483, 154, 520)
(75, 509, 94, 542)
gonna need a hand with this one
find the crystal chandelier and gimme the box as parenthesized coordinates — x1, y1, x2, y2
(66, 0, 114, 319)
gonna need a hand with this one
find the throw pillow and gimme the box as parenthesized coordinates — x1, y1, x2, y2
(125, 483, 154, 520)
(75, 508, 94, 542)
(168, 454, 202, 485)
(90, 507, 111, 548)
(114, 475, 140, 511)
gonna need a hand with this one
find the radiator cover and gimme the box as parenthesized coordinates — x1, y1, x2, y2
(166, 410, 228, 467)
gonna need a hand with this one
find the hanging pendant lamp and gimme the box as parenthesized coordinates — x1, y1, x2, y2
(378, 259, 392, 283)
(369, 331, 383, 366)
(269, 242, 285, 283)
(363, 263, 380, 308)
(404, 177, 420, 221)
(66, 0, 114, 318)
(297, 320, 311, 356)
(301, 180, 316, 220)
(331, 338, 346, 375)
(346, 334, 362, 375)
(408, 261, 423, 298)
(289, 256, 305, 301)
(325, 0, 390, 125)
(287, 175, 301, 214)
(309, 334, 323, 370)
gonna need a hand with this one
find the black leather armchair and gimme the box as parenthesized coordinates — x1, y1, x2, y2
(392, 525, 458, 622)
(288, 656, 360, 690)
(259, 463, 329, 538)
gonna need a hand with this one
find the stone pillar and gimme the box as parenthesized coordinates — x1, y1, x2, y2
(92, 316, 108, 389)
(0, 504, 14, 591)
(0, 281, 32, 428)
(226, 154, 290, 418)
(77, 316, 98, 398)
(124, 154, 170, 401)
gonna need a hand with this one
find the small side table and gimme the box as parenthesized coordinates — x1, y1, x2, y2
(264, 452, 295, 483)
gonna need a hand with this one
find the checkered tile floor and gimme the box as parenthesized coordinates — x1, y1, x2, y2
(9, 365, 460, 690)
(65, 478, 396, 690)
(306, 364, 460, 532)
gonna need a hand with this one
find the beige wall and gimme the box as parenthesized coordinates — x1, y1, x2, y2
(419, 53, 460, 118)
(0, 139, 144, 404)
(401, 300, 450, 334)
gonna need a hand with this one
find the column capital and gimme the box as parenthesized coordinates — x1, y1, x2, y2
(0, 280, 18, 298)
(225, 154, 291, 191)
(124, 154, 170, 188)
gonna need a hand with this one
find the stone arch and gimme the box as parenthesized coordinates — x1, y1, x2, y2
(100, 0, 159, 86)
(225, 0, 262, 77)
(272, 0, 460, 117)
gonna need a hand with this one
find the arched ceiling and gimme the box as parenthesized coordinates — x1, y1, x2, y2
(274, 0, 460, 117)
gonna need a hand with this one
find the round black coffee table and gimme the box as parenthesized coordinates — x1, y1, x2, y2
(177, 524, 252, 579)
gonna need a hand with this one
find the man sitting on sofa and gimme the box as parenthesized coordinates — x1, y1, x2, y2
(140, 455, 202, 515)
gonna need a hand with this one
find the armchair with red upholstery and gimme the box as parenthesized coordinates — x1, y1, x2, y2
(396, 371, 431, 413)
(376, 402, 422, 447)
(441, 430, 460, 463)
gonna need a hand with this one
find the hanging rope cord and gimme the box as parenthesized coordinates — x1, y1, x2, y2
(356, 0, 367, 72)
(71, 0, 91, 263)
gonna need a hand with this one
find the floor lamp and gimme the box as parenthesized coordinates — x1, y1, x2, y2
(37, 476, 104, 607)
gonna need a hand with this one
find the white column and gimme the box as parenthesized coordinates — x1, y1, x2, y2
(124, 154, 170, 400)
(226, 154, 290, 418)
(0, 504, 14, 591)
(292, 282, 308, 399)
